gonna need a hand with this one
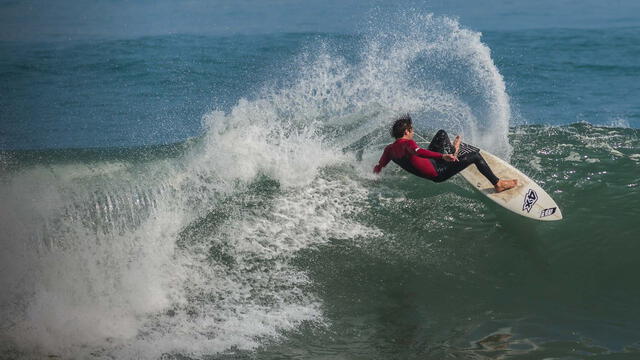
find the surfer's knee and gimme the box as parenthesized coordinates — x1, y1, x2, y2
(459, 151, 477, 163)
(468, 151, 483, 162)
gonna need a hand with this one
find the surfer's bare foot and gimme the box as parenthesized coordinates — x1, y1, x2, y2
(453, 135, 461, 156)
(494, 179, 518, 193)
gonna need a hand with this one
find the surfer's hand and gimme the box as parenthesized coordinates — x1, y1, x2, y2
(442, 154, 459, 162)
(373, 164, 382, 174)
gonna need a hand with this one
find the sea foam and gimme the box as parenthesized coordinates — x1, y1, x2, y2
(0, 12, 512, 359)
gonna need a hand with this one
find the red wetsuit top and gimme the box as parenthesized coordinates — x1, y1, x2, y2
(374, 138, 444, 178)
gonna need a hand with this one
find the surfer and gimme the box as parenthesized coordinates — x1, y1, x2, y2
(373, 115, 518, 193)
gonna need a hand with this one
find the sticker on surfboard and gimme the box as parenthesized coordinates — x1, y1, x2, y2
(522, 189, 538, 213)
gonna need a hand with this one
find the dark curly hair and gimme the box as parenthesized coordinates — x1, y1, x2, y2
(391, 114, 412, 139)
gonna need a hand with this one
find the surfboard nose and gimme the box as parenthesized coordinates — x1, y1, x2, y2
(556, 207, 563, 220)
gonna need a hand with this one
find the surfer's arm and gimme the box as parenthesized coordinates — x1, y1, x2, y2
(413, 144, 442, 160)
(373, 148, 391, 174)
(405, 140, 442, 159)
(414, 147, 443, 158)
(410, 141, 458, 162)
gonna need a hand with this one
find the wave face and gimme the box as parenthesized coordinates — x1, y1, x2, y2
(1, 13, 639, 360)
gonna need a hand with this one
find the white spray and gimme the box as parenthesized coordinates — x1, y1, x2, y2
(0, 12, 512, 359)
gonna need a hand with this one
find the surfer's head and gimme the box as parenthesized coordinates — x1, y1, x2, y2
(391, 114, 413, 139)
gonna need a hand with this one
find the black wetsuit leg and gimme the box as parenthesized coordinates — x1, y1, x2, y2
(430, 152, 499, 184)
(427, 129, 454, 154)
(427, 130, 500, 185)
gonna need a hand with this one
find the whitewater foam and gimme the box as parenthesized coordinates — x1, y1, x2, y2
(1, 11, 514, 359)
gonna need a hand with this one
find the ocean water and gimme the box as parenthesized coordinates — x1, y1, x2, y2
(1, 2, 640, 359)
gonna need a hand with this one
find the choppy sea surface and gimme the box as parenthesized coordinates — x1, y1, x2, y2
(1, 2, 639, 359)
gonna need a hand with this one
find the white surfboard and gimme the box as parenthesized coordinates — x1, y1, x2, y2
(459, 145, 562, 221)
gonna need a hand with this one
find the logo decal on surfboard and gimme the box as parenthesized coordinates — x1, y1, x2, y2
(540, 207, 557, 218)
(522, 189, 538, 213)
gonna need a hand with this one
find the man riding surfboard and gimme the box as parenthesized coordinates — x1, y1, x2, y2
(373, 115, 518, 193)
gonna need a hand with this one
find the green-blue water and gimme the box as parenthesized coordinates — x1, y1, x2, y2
(1, 2, 640, 359)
